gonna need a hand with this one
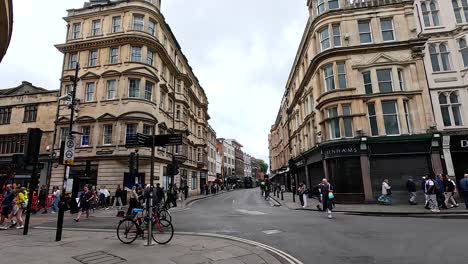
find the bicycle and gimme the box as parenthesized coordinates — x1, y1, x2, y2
(117, 207, 174, 245)
(156, 202, 172, 224)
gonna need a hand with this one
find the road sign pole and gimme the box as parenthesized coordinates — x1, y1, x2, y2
(56, 63, 79, 242)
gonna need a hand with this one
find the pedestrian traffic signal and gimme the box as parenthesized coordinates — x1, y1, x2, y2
(167, 163, 179, 176)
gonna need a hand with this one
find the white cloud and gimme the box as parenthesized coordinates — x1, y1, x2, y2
(0, 0, 308, 164)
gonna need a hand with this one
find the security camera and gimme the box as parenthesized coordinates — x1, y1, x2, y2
(59, 94, 71, 101)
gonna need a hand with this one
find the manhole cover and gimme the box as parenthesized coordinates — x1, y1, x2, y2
(72, 251, 126, 264)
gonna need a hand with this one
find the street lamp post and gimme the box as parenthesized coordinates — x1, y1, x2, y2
(56, 63, 79, 242)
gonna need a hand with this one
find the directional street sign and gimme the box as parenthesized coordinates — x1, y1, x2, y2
(63, 135, 75, 165)
(126, 133, 183, 148)
(148, 134, 183, 147)
(125, 133, 150, 148)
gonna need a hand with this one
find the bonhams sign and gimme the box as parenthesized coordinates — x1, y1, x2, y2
(323, 145, 359, 159)
(450, 136, 468, 152)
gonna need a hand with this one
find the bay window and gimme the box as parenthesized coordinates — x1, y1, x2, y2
(382, 101, 400, 135)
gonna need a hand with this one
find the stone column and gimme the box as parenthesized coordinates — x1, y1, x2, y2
(360, 155, 373, 202)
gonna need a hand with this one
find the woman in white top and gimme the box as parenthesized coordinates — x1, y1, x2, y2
(378, 179, 391, 205)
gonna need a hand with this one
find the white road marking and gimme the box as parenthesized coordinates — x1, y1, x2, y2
(262, 229, 282, 235)
(33, 227, 304, 264)
(235, 209, 265, 215)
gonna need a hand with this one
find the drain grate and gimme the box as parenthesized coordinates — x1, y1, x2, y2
(72, 251, 127, 264)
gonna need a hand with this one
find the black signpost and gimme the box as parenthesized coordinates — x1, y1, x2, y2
(125, 132, 182, 246)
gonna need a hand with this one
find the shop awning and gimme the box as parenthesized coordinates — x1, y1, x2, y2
(208, 176, 217, 182)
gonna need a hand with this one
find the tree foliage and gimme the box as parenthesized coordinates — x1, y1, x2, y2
(258, 159, 268, 173)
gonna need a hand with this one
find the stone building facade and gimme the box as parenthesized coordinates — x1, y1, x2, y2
(0, 0, 13, 62)
(206, 124, 217, 183)
(0, 82, 58, 187)
(269, 0, 440, 203)
(218, 138, 235, 178)
(50, 0, 209, 195)
(232, 140, 244, 178)
(414, 0, 468, 184)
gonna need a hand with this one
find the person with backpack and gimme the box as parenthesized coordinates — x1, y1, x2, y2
(425, 174, 439, 212)
(378, 179, 391, 205)
(443, 175, 459, 208)
(459, 174, 468, 209)
(319, 178, 334, 219)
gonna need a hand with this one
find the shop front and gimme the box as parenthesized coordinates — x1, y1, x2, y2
(305, 148, 325, 189)
(448, 135, 468, 184)
(368, 136, 434, 202)
(322, 142, 364, 203)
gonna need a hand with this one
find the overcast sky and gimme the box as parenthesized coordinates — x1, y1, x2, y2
(0, 0, 308, 163)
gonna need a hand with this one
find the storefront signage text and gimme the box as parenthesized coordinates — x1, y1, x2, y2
(324, 145, 359, 159)
(450, 136, 468, 152)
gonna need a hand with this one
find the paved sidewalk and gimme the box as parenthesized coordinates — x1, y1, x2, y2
(0, 228, 284, 264)
(269, 191, 468, 215)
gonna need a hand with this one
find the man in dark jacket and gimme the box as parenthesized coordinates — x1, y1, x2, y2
(435, 175, 447, 209)
(156, 183, 165, 205)
(183, 184, 189, 199)
(39, 185, 48, 214)
(406, 177, 417, 205)
(0, 184, 13, 229)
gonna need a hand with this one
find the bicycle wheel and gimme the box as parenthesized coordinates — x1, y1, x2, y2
(151, 219, 174, 244)
(159, 209, 172, 224)
(117, 218, 139, 244)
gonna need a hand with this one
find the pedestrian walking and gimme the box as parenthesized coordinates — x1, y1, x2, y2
(51, 186, 60, 213)
(406, 177, 417, 205)
(14, 187, 25, 229)
(99, 186, 110, 209)
(155, 183, 165, 206)
(184, 184, 189, 200)
(74, 186, 95, 222)
(127, 186, 139, 215)
(435, 174, 447, 209)
(0, 185, 14, 230)
(459, 173, 468, 209)
(38, 185, 48, 214)
(298, 183, 304, 206)
(301, 183, 308, 209)
(421, 176, 430, 209)
(319, 178, 334, 219)
(378, 179, 391, 205)
(425, 174, 439, 212)
(113, 185, 123, 210)
(443, 175, 459, 208)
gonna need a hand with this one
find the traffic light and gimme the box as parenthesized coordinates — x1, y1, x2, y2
(128, 152, 136, 174)
(167, 162, 179, 176)
(23, 128, 43, 165)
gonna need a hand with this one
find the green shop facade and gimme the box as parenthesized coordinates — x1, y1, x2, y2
(291, 134, 443, 203)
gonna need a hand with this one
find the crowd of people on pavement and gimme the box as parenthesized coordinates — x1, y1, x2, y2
(377, 173, 468, 212)
(0, 183, 64, 230)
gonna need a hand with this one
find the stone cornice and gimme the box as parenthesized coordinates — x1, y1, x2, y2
(287, 39, 427, 115)
(315, 90, 423, 109)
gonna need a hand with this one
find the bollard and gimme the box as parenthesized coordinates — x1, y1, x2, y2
(277, 190, 279, 198)
(292, 192, 296, 203)
(281, 191, 284, 200)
